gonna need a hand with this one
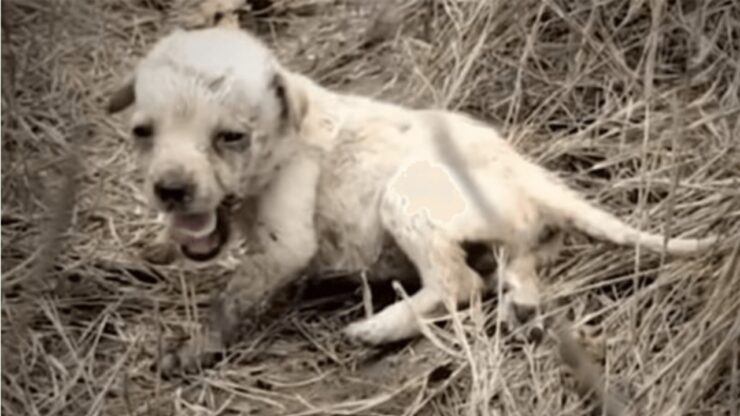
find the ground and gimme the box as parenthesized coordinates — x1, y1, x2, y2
(2, 0, 740, 415)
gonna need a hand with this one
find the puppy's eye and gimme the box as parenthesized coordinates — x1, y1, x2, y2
(132, 124, 154, 139)
(216, 131, 249, 146)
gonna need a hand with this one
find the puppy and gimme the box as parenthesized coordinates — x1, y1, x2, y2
(107, 27, 717, 374)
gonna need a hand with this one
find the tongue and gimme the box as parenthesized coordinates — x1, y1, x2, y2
(172, 212, 215, 234)
(170, 211, 218, 251)
(181, 231, 221, 255)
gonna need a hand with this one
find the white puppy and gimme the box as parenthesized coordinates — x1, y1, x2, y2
(108, 27, 717, 373)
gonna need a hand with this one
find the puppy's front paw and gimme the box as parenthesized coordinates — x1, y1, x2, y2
(156, 330, 225, 379)
(210, 291, 267, 347)
(155, 293, 262, 379)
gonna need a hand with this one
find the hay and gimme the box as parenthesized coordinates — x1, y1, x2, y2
(2, 0, 739, 414)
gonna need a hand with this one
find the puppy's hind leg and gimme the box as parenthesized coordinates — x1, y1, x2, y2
(499, 251, 547, 342)
(497, 225, 565, 341)
(344, 193, 485, 345)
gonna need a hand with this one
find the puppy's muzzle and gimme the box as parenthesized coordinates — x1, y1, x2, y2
(154, 170, 195, 211)
(152, 169, 231, 262)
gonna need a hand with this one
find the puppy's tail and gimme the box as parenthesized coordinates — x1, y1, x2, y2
(532, 172, 717, 256)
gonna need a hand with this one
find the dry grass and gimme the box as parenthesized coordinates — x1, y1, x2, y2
(2, 0, 740, 415)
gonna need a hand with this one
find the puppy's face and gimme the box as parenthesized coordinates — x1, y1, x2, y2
(108, 28, 305, 262)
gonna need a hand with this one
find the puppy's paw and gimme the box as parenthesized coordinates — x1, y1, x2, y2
(343, 306, 418, 346)
(156, 331, 225, 379)
(199, 0, 242, 28)
(154, 293, 264, 380)
(343, 316, 396, 346)
(210, 291, 268, 347)
(344, 318, 382, 345)
(501, 297, 546, 344)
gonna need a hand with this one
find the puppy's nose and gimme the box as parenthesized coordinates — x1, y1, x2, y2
(154, 174, 193, 208)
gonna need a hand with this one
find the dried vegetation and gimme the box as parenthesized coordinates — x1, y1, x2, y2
(2, 0, 739, 415)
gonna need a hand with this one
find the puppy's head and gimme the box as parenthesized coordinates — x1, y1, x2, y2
(108, 27, 306, 262)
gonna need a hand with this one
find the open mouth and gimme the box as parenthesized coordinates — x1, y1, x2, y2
(169, 205, 230, 262)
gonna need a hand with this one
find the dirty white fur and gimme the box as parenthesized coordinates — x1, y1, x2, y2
(109, 27, 717, 355)
(198, 0, 242, 28)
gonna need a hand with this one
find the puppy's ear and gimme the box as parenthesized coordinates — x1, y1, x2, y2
(107, 77, 136, 114)
(271, 70, 307, 133)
